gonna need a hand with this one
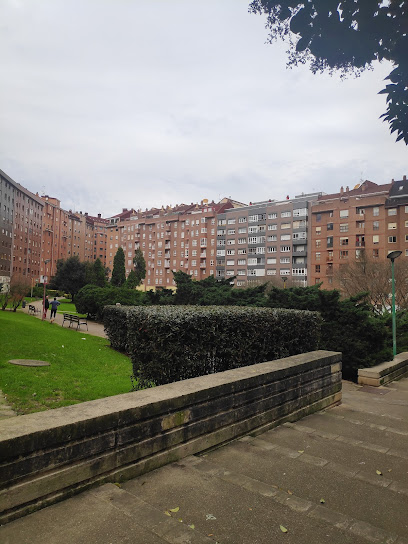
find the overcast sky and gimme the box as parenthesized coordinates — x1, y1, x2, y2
(1, 0, 407, 217)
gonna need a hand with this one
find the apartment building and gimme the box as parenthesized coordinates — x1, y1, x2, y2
(309, 180, 393, 289)
(0, 170, 44, 289)
(216, 194, 321, 287)
(107, 199, 242, 289)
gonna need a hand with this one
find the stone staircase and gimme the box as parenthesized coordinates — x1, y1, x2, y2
(1, 379, 408, 544)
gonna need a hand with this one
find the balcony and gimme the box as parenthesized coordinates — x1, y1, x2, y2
(200, 261, 207, 268)
(164, 260, 171, 268)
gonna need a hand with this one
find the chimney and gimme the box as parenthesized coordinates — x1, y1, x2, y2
(346, 186, 349, 192)
(404, 175, 407, 181)
(122, 208, 128, 212)
(85, 212, 88, 216)
(98, 213, 101, 218)
(340, 186, 344, 194)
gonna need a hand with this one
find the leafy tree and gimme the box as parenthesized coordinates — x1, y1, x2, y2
(133, 249, 146, 286)
(250, 0, 408, 144)
(51, 256, 86, 301)
(111, 247, 126, 287)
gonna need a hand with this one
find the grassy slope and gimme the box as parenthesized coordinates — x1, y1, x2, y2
(0, 311, 133, 414)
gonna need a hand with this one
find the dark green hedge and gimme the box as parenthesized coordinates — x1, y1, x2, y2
(104, 305, 321, 386)
(76, 285, 145, 320)
(103, 305, 132, 351)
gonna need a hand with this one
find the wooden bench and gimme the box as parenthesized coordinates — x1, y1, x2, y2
(28, 304, 41, 315)
(62, 313, 88, 331)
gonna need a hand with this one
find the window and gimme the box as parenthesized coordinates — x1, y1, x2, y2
(388, 208, 397, 216)
(239, 217, 247, 223)
(327, 237, 333, 248)
(281, 211, 291, 218)
(237, 259, 246, 265)
(316, 227, 321, 234)
(280, 234, 291, 241)
(388, 223, 397, 230)
(266, 257, 276, 264)
(405, 234, 408, 242)
(268, 224, 277, 230)
(238, 227, 247, 234)
(227, 218, 236, 224)
(281, 223, 291, 229)
(356, 207, 365, 216)
(267, 269, 277, 276)
(388, 236, 397, 243)
(315, 265, 321, 273)
(356, 221, 365, 229)
(373, 207, 380, 217)
(226, 260, 234, 266)
(280, 245, 291, 252)
(327, 223, 333, 231)
(267, 235, 277, 242)
(268, 212, 277, 219)
(267, 246, 277, 253)
(315, 252, 321, 260)
(373, 235, 379, 244)
(315, 239, 321, 248)
(373, 221, 380, 230)
(339, 223, 348, 232)
(280, 257, 290, 264)
(373, 249, 379, 258)
(238, 238, 246, 244)
(340, 250, 348, 259)
(340, 237, 348, 246)
(316, 213, 321, 222)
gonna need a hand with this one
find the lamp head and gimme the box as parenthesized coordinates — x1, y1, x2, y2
(387, 251, 402, 261)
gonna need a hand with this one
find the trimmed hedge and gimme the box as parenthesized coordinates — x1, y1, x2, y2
(104, 305, 321, 386)
(76, 285, 145, 320)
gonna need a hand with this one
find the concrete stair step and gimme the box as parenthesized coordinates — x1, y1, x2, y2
(122, 454, 403, 544)
(258, 422, 408, 488)
(0, 483, 167, 544)
(283, 411, 408, 459)
(201, 436, 408, 539)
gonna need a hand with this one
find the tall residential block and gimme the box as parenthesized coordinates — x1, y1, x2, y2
(0, 169, 44, 289)
(216, 193, 321, 287)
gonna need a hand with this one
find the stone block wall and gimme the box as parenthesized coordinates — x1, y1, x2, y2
(0, 350, 341, 524)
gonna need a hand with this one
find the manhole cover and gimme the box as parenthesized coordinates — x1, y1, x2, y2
(9, 359, 50, 367)
(358, 385, 390, 395)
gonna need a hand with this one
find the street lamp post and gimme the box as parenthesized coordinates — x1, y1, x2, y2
(387, 250, 402, 358)
(42, 259, 50, 321)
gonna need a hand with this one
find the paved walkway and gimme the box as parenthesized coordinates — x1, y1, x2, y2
(24, 299, 107, 338)
(1, 378, 408, 543)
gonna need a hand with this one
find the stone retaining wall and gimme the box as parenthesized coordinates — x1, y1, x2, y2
(0, 350, 342, 524)
(358, 352, 408, 386)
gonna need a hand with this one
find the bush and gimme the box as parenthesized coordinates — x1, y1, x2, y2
(105, 305, 321, 387)
(103, 305, 132, 351)
(266, 286, 388, 381)
(76, 285, 146, 320)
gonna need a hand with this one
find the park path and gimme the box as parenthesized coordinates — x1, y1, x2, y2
(1, 378, 408, 543)
(25, 298, 107, 338)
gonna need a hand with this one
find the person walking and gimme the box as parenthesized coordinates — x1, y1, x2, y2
(50, 297, 60, 321)
(44, 296, 50, 318)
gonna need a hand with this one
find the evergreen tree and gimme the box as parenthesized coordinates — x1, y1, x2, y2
(126, 270, 139, 289)
(51, 256, 86, 301)
(111, 247, 126, 287)
(93, 258, 106, 287)
(133, 249, 146, 286)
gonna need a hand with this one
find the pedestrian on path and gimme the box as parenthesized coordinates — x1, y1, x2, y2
(44, 296, 50, 317)
(50, 298, 60, 321)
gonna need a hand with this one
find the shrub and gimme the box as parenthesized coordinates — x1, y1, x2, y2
(76, 285, 146, 320)
(105, 305, 321, 387)
(103, 305, 131, 351)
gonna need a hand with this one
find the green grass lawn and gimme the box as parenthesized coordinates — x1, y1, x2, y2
(0, 311, 134, 415)
(56, 299, 85, 316)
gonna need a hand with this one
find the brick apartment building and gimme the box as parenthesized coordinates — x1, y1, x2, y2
(108, 199, 243, 289)
(309, 180, 395, 289)
(0, 169, 44, 290)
